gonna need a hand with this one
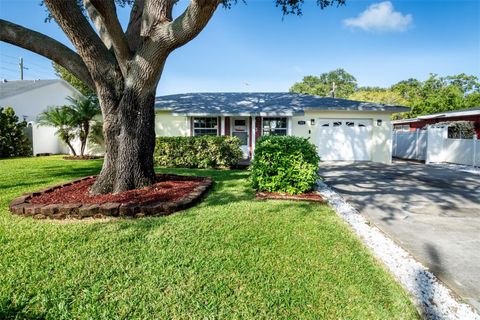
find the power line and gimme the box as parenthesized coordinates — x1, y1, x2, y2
(0, 66, 17, 73)
(0, 53, 18, 60)
(1, 54, 54, 73)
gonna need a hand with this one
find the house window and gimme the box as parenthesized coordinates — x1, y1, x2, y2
(193, 117, 218, 136)
(262, 117, 287, 136)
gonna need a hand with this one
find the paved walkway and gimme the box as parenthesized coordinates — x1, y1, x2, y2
(319, 161, 480, 311)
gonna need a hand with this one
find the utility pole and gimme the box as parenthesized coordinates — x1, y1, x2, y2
(330, 81, 337, 98)
(19, 57, 28, 80)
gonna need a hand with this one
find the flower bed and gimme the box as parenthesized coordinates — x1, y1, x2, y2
(10, 174, 212, 220)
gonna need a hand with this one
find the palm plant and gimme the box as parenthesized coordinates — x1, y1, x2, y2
(88, 120, 104, 147)
(37, 106, 77, 156)
(67, 96, 100, 156)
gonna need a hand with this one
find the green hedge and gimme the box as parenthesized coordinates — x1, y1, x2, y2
(250, 136, 320, 195)
(154, 136, 243, 168)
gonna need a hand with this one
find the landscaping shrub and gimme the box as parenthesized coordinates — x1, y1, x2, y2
(0, 107, 32, 158)
(154, 136, 243, 168)
(444, 121, 476, 139)
(250, 136, 320, 195)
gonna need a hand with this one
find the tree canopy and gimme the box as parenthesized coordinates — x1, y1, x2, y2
(0, 0, 346, 194)
(349, 87, 408, 106)
(291, 70, 480, 119)
(52, 63, 95, 97)
(391, 74, 480, 118)
(289, 68, 357, 98)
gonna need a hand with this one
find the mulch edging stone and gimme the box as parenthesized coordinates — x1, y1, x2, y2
(10, 174, 213, 220)
(256, 191, 324, 202)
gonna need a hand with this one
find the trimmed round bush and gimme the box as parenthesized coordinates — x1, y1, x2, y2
(250, 136, 320, 195)
(154, 136, 243, 168)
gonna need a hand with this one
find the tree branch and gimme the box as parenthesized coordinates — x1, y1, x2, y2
(84, 0, 132, 76)
(164, 0, 219, 50)
(83, 1, 113, 51)
(0, 19, 94, 89)
(125, 0, 145, 52)
(43, 0, 122, 92)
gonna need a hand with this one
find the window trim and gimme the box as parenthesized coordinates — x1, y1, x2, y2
(192, 117, 218, 136)
(262, 117, 288, 136)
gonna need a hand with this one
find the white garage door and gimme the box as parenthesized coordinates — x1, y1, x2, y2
(317, 119, 372, 161)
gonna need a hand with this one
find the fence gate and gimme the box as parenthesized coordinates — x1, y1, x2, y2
(392, 129, 427, 161)
(23, 126, 33, 156)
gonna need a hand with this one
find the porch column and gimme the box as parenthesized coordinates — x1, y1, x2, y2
(221, 117, 225, 136)
(287, 117, 293, 136)
(252, 116, 256, 158)
(224, 117, 231, 136)
(189, 117, 193, 136)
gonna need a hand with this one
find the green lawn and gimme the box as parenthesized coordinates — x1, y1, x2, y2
(0, 156, 418, 319)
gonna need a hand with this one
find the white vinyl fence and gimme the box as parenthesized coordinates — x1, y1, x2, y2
(393, 125, 479, 168)
(392, 130, 427, 161)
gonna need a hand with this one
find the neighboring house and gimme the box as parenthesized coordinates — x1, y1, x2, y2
(393, 107, 480, 138)
(0, 79, 83, 155)
(154, 92, 408, 163)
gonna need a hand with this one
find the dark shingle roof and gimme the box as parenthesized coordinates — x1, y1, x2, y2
(155, 92, 409, 116)
(0, 80, 63, 99)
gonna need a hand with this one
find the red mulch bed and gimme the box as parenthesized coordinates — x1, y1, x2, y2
(30, 174, 205, 206)
(256, 191, 324, 202)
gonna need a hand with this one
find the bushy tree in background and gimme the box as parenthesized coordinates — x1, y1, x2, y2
(391, 74, 480, 118)
(349, 87, 408, 106)
(53, 62, 95, 97)
(290, 68, 357, 98)
(291, 70, 480, 119)
(0, 107, 32, 158)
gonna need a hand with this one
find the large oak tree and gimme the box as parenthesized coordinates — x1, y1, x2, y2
(0, 0, 345, 194)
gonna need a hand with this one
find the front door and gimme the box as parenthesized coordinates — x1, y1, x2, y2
(231, 117, 249, 159)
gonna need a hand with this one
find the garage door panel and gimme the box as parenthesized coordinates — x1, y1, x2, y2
(317, 119, 372, 161)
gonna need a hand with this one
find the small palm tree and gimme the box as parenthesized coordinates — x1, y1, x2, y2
(67, 96, 100, 156)
(37, 106, 77, 156)
(88, 120, 104, 147)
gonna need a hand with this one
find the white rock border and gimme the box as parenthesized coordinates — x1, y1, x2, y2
(316, 180, 480, 320)
(428, 163, 480, 176)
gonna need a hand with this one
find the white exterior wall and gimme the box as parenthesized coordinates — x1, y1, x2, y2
(155, 112, 189, 137)
(0, 81, 81, 123)
(31, 124, 68, 155)
(0, 81, 81, 155)
(153, 111, 394, 164)
(292, 111, 393, 164)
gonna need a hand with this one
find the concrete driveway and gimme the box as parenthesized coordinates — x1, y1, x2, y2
(319, 161, 480, 311)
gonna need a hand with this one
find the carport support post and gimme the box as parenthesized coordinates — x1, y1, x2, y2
(473, 134, 477, 169)
(415, 129, 419, 159)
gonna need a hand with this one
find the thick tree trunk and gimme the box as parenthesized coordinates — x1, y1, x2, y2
(89, 84, 157, 194)
(114, 88, 157, 192)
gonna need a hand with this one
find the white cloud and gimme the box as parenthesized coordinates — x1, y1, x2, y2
(343, 1, 413, 32)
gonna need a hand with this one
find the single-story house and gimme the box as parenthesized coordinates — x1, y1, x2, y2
(154, 92, 408, 164)
(0, 79, 83, 155)
(392, 107, 480, 138)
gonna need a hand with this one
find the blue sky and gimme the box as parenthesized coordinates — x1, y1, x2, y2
(1, 0, 479, 95)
